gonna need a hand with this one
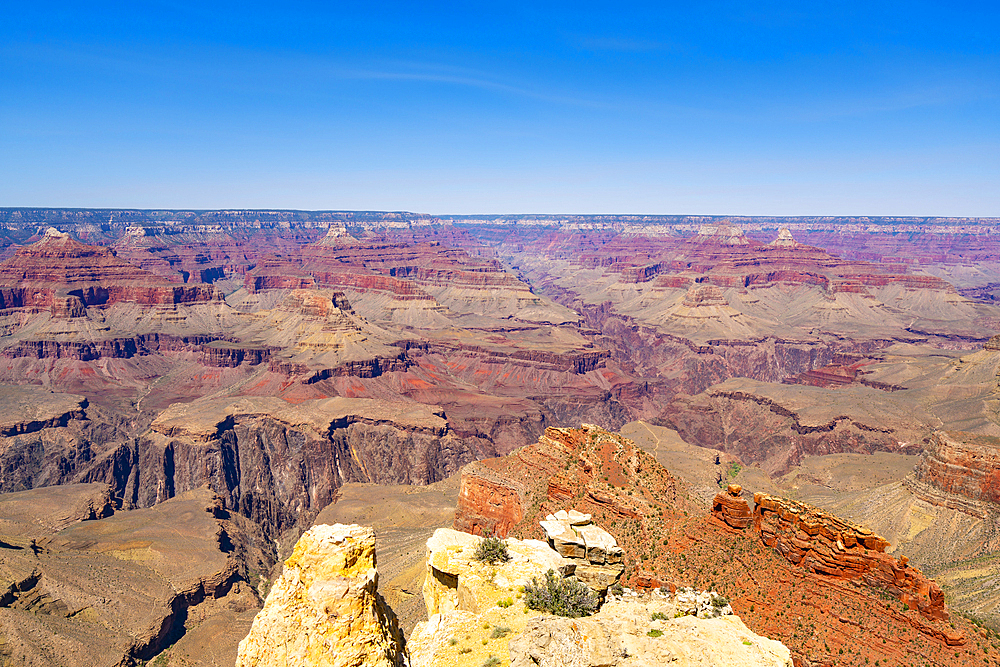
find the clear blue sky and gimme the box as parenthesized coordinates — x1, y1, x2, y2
(2, 2, 997, 215)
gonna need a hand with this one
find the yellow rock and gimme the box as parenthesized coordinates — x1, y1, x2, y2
(235, 524, 407, 667)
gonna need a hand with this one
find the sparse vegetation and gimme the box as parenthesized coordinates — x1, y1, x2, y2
(490, 625, 511, 639)
(647, 629, 663, 637)
(474, 536, 511, 565)
(523, 569, 599, 618)
(651, 611, 669, 621)
(482, 656, 500, 667)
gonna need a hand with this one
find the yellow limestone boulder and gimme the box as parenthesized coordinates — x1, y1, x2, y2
(236, 523, 407, 667)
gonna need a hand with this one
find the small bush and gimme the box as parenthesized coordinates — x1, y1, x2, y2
(474, 536, 511, 565)
(647, 629, 663, 637)
(490, 625, 511, 639)
(651, 611, 669, 621)
(523, 569, 599, 618)
(497, 597, 513, 608)
(711, 594, 729, 609)
(482, 656, 501, 667)
(608, 582, 624, 597)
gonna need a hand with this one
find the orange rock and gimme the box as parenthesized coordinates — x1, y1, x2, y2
(712, 485, 752, 529)
(752, 493, 948, 623)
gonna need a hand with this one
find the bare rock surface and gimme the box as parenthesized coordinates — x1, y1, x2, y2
(539, 510, 623, 591)
(0, 486, 264, 667)
(509, 593, 792, 667)
(236, 523, 406, 667)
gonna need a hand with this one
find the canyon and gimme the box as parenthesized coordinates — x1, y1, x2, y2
(1, 209, 1000, 664)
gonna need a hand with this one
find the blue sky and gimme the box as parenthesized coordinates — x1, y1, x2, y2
(1, 2, 997, 215)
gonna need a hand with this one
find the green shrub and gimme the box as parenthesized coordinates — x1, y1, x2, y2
(647, 629, 663, 637)
(711, 594, 729, 608)
(474, 536, 511, 565)
(490, 625, 511, 639)
(608, 582, 624, 597)
(651, 611, 669, 621)
(482, 656, 501, 667)
(523, 569, 599, 618)
(497, 597, 514, 608)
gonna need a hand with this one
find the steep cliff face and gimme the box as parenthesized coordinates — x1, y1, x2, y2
(236, 524, 406, 667)
(912, 430, 1000, 512)
(127, 397, 475, 536)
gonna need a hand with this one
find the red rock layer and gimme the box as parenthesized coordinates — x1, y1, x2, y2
(752, 493, 947, 622)
(0, 231, 217, 307)
(711, 484, 752, 529)
(914, 430, 1000, 505)
(453, 465, 526, 537)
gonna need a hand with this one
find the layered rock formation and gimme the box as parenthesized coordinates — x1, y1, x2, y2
(236, 524, 406, 667)
(0, 228, 218, 310)
(752, 493, 948, 623)
(661, 378, 928, 475)
(452, 424, 694, 572)
(911, 430, 1000, 512)
(712, 484, 752, 529)
(539, 509, 624, 593)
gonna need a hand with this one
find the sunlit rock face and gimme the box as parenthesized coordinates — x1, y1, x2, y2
(235, 523, 407, 667)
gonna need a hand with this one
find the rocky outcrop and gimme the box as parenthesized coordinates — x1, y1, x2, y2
(712, 484, 752, 529)
(419, 528, 569, 620)
(412, 527, 790, 667)
(451, 424, 694, 588)
(449, 424, 980, 664)
(753, 493, 950, 624)
(236, 524, 406, 667)
(911, 430, 1000, 510)
(539, 509, 624, 593)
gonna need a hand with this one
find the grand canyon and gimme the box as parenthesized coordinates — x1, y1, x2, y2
(2, 208, 1000, 666)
